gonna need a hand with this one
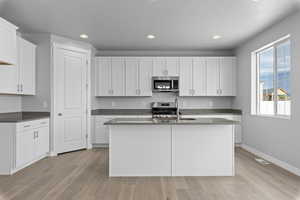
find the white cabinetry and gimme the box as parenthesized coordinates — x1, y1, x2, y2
(17, 36, 36, 95)
(153, 57, 179, 76)
(125, 57, 153, 96)
(95, 57, 125, 96)
(0, 35, 36, 95)
(95, 56, 236, 97)
(0, 118, 50, 175)
(206, 57, 236, 96)
(95, 57, 111, 96)
(179, 57, 206, 96)
(95, 57, 152, 97)
(93, 116, 113, 144)
(92, 115, 152, 145)
(111, 57, 125, 96)
(0, 17, 17, 65)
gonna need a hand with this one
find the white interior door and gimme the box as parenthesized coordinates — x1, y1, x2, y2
(54, 46, 88, 154)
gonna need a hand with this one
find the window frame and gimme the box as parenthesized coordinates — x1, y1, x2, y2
(251, 35, 291, 119)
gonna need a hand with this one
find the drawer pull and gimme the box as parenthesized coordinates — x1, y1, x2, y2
(24, 125, 31, 128)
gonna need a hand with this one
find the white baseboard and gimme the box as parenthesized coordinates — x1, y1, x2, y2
(241, 144, 300, 176)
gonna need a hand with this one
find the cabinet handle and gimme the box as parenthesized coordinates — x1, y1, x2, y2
(220, 89, 222, 95)
(24, 125, 31, 128)
(36, 131, 39, 138)
(111, 89, 114, 95)
(20, 84, 23, 92)
(58, 113, 63, 116)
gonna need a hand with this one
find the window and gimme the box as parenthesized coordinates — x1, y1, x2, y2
(252, 36, 291, 117)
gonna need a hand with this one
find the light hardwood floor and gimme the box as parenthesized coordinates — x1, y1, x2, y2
(0, 148, 299, 200)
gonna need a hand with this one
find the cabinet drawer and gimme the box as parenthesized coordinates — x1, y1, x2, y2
(16, 118, 49, 132)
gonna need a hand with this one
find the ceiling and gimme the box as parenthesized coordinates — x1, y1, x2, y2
(0, 0, 299, 50)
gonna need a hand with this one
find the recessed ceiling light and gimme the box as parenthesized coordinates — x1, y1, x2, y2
(147, 34, 156, 39)
(80, 34, 88, 39)
(213, 35, 222, 40)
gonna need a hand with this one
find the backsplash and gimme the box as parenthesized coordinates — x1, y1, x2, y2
(0, 95, 22, 113)
(92, 93, 233, 109)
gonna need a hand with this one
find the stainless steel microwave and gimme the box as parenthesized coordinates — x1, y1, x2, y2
(152, 77, 179, 93)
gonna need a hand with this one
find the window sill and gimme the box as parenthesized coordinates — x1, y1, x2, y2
(250, 114, 291, 120)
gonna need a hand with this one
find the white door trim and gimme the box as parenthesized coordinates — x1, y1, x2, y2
(51, 42, 91, 155)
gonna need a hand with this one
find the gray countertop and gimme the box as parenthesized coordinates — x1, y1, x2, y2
(104, 117, 239, 125)
(0, 112, 50, 123)
(92, 109, 242, 116)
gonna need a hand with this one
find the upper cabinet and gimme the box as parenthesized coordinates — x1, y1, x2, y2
(206, 57, 236, 96)
(0, 17, 18, 65)
(17, 36, 36, 95)
(125, 57, 152, 96)
(153, 57, 179, 76)
(95, 57, 152, 97)
(179, 57, 206, 96)
(95, 56, 236, 97)
(0, 35, 36, 95)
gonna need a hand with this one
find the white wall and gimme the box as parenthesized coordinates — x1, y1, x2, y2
(233, 10, 300, 169)
(93, 50, 235, 109)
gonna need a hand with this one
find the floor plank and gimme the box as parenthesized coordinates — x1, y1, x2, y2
(0, 148, 299, 200)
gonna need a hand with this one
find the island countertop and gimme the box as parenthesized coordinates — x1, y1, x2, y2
(104, 117, 239, 125)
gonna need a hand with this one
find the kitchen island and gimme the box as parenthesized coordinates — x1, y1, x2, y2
(105, 118, 237, 177)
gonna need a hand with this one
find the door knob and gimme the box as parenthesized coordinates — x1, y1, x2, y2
(58, 113, 63, 116)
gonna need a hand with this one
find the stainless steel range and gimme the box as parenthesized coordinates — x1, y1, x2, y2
(151, 101, 180, 120)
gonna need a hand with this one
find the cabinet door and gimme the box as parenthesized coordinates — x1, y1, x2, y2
(179, 57, 193, 96)
(35, 126, 49, 158)
(139, 57, 153, 96)
(93, 117, 111, 144)
(111, 57, 125, 96)
(0, 18, 17, 65)
(95, 57, 111, 96)
(0, 63, 18, 94)
(125, 57, 139, 96)
(219, 57, 236, 96)
(18, 37, 36, 95)
(16, 130, 35, 168)
(153, 57, 166, 76)
(166, 57, 179, 76)
(193, 57, 207, 96)
(206, 57, 220, 96)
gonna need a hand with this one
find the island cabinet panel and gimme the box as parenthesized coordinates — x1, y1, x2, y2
(109, 125, 172, 176)
(172, 125, 234, 176)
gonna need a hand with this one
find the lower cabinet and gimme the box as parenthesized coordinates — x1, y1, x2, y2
(0, 118, 50, 175)
(92, 115, 152, 145)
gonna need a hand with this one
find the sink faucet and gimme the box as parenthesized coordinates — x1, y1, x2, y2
(175, 97, 180, 120)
